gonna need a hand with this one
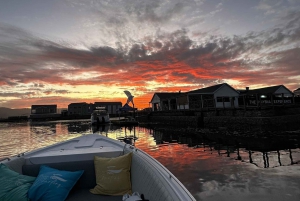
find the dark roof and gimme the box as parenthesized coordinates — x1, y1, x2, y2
(31, 105, 57, 108)
(155, 93, 181, 99)
(68, 102, 88, 105)
(188, 83, 238, 94)
(150, 92, 181, 103)
(94, 102, 122, 105)
(242, 85, 293, 95)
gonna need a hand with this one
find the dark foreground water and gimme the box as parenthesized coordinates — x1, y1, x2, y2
(1, 120, 300, 201)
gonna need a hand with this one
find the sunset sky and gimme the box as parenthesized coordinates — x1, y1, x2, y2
(1, 0, 300, 109)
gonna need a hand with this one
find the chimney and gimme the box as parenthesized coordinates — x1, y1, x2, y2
(246, 87, 249, 91)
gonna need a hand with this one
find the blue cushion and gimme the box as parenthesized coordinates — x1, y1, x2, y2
(28, 165, 84, 201)
(0, 163, 36, 201)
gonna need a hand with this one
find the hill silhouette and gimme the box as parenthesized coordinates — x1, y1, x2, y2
(0, 107, 31, 119)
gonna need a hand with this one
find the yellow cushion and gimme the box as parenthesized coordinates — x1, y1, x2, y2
(90, 152, 132, 195)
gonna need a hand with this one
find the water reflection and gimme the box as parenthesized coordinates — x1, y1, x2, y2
(1, 121, 300, 201)
(146, 126, 300, 169)
(91, 124, 110, 135)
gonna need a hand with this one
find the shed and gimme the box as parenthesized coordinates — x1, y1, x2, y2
(150, 93, 181, 111)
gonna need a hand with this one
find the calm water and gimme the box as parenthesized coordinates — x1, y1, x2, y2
(1, 120, 300, 201)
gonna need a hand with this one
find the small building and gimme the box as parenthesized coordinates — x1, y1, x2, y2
(30, 105, 60, 120)
(94, 102, 122, 114)
(238, 85, 294, 106)
(150, 93, 181, 111)
(68, 102, 93, 116)
(31, 105, 57, 114)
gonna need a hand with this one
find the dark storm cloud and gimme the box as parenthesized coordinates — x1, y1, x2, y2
(1, 9, 300, 88)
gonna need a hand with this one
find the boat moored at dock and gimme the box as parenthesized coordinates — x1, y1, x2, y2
(91, 107, 110, 125)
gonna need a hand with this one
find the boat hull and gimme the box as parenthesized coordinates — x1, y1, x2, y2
(91, 114, 110, 125)
(1, 134, 196, 201)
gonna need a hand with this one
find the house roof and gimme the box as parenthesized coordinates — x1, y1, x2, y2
(188, 83, 238, 94)
(31, 104, 57, 108)
(294, 88, 300, 91)
(150, 92, 181, 103)
(241, 85, 293, 95)
(94, 102, 122, 105)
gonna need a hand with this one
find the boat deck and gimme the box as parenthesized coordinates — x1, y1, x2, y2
(24, 134, 125, 164)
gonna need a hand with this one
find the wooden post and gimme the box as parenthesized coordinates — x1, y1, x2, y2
(213, 98, 216, 111)
(222, 97, 225, 109)
(271, 94, 274, 109)
(293, 93, 295, 105)
(255, 93, 258, 108)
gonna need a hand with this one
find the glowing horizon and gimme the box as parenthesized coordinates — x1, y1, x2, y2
(1, 0, 300, 109)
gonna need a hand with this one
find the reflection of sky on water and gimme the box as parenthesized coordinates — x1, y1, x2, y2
(1, 120, 300, 201)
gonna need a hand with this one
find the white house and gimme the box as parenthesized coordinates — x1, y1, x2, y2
(150, 93, 181, 111)
(186, 83, 240, 109)
(149, 83, 240, 111)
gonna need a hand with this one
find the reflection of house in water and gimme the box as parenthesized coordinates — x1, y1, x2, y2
(92, 124, 110, 134)
(152, 129, 164, 144)
(29, 122, 57, 135)
(211, 138, 300, 168)
(116, 126, 138, 145)
(150, 126, 300, 168)
(67, 122, 91, 133)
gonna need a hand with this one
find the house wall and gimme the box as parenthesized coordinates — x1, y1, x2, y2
(214, 86, 239, 108)
(94, 102, 122, 114)
(68, 103, 93, 115)
(275, 86, 293, 96)
(177, 95, 189, 110)
(151, 94, 162, 111)
(31, 105, 57, 114)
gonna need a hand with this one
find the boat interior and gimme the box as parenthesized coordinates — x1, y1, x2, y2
(2, 135, 194, 201)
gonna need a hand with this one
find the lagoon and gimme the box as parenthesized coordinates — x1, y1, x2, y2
(1, 120, 300, 201)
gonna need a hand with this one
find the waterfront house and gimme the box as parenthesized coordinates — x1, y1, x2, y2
(68, 102, 122, 116)
(186, 83, 240, 109)
(94, 102, 122, 114)
(238, 85, 294, 107)
(68, 102, 93, 116)
(30, 105, 60, 120)
(150, 93, 181, 111)
(31, 105, 57, 114)
(149, 83, 240, 111)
